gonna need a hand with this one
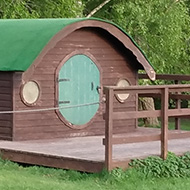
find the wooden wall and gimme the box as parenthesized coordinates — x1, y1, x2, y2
(0, 72, 13, 140)
(13, 28, 138, 141)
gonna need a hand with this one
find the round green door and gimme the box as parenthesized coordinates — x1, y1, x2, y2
(58, 54, 100, 126)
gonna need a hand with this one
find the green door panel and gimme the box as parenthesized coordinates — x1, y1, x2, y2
(58, 54, 100, 126)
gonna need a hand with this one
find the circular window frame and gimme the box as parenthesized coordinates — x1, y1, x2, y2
(55, 50, 103, 130)
(115, 78, 131, 103)
(20, 80, 40, 106)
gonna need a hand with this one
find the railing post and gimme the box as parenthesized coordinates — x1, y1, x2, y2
(174, 80, 181, 130)
(161, 87, 169, 159)
(104, 87, 114, 171)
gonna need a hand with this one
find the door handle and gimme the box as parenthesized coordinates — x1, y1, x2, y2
(97, 86, 101, 94)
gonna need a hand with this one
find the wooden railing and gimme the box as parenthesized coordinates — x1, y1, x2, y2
(138, 74, 190, 82)
(103, 84, 190, 171)
(139, 74, 190, 130)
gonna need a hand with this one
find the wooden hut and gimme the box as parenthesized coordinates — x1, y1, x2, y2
(0, 18, 155, 141)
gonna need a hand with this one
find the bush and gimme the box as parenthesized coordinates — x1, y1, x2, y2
(129, 152, 190, 178)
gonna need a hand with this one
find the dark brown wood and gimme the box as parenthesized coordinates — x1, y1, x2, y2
(168, 108, 190, 117)
(0, 149, 104, 173)
(175, 80, 181, 130)
(106, 84, 190, 92)
(113, 110, 161, 120)
(113, 88, 162, 94)
(139, 73, 190, 81)
(104, 88, 114, 171)
(0, 72, 13, 140)
(171, 94, 190, 100)
(169, 88, 190, 93)
(112, 108, 190, 120)
(139, 93, 190, 100)
(161, 88, 169, 160)
(168, 131, 190, 139)
(0, 126, 12, 134)
(0, 81, 11, 87)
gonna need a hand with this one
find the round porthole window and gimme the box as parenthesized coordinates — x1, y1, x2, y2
(21, 81, 40, 105)
(115, 79, 130, 103)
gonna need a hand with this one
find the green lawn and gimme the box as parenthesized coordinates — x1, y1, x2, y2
(1, 158, 190, 190)
(168, 118, 190, 130)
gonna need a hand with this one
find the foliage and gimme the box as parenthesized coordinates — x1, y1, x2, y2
(129, 152, 190, 178)
(83, 0, 190, 75)
(0, 0, 83, 19)
(30, 0, 83, 18)
(0, 0, 38, 18)
(0, 0, 190, 75)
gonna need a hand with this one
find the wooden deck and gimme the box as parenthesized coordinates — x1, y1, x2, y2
(1, 127, 190, 173)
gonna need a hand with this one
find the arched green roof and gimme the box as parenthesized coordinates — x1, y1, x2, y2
(0, 18, 86, 71)
(0, 17, 154, 78)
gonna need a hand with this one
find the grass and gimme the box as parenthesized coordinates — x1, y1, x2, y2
(168, 118, 190, 130)
(1, 157, 190, 190)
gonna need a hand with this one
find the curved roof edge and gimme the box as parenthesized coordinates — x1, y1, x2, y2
(0, 17, 155, 80)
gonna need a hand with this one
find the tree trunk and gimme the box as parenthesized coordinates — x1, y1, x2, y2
(139, 97, 160, 127)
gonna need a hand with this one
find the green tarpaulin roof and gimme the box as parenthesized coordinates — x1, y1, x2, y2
(0, 17, 152, 71)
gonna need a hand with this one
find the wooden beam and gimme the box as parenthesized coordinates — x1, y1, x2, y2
(161, 88, 169, 160)
(0, 149, 104, 173)
(168, 108, 190, 117)
(113, 110, 161, 120)
(169, 132, 190, 140)
(104, 88, 114, 171)
(139, 73, 190, 81)
(170, 94, 190, 100)
(102, 132, 190, 146)
(115, 89, 161, 95)
(139, 93, 190, 100)
(104, 84, 190, 93)
(175, 80, 181, 130)
(112, 108, 190, 120)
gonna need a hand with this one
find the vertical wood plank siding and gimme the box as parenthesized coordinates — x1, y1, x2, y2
(13, 28, 138, 140)
(0, 72, 13, 140)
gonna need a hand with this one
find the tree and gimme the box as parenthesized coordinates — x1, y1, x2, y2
(0, 0, 38, 18)
(0, 0, 83, 19)
(83, 0, 190, 75)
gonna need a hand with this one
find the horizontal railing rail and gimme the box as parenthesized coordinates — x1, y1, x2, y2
(138, 73, 190, 81)
(139, 73, 190, 130)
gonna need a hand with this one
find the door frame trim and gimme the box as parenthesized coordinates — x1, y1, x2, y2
(55, 50, 103, 129)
